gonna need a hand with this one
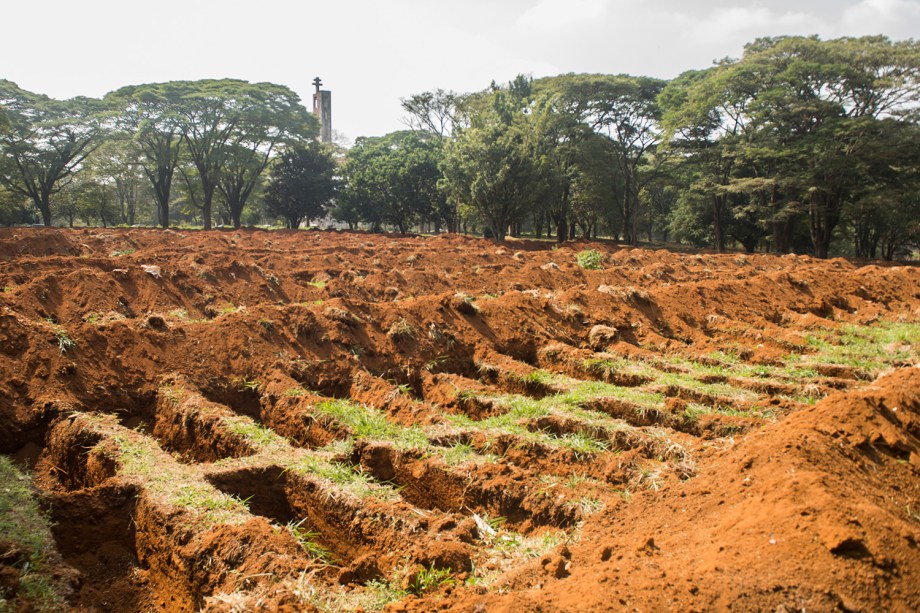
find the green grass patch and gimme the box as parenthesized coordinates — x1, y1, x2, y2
(0, 457, 69, 612)
(109, 432, 248, 527)
(408, 565, 454, 595)
(224, 419, 280, 448)
(801, 322, 919, 375)
(289, 573, 408, 612)
(287, 456, 400, 502)
(313, 400, 428, 449)
(286, 520, 335, 564)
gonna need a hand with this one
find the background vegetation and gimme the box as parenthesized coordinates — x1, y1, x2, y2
(1, 35, 917, 258)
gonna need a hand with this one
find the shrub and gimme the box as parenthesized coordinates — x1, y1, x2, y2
(576, 249, 604, 270)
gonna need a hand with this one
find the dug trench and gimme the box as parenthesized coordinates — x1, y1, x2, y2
(0, 228, 918, 611)
(33, 413, 320, 612)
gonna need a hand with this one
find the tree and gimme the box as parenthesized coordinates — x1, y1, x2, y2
(659, 36, 920, 257)
(264, 143, 338, 229)
(171, 79, 316, 229)
(847, 119, 920, 259)
(441, 83, 538, 241)
(105, 83, 184, 227)
(339, 131, 444, 234)
(541, 74, 665, 245)
(0, 187, 32, 226)
(526, 92, 594, 242)
(86, 140, 147, 226)
(401, 89, 464, 139)
(216, 84, 317, 228)
(660, 67, 746, 252)
(0, 80, 106, 226)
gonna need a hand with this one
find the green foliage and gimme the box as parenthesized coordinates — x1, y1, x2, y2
(105, 79, 317, 230)
(660, 35, 920, 257)
(408, 565, 455, 595)
(286, 520, 334, 564)
(224, 419, 279, 448)
(0, 457, 68, 611)
(336, 131, 445, 234)
(2, 36, 917, 256)
(440, 78, 540, 241)
(313, 399, 429, 448)
(264, 143, 338, 229)
(576, 249, 604, 270)
(0, 79, 107, 226)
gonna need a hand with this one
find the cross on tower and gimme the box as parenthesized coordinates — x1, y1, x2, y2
(313, 77, 323, 93)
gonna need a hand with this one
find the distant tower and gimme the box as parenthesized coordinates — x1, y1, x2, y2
(312, 77, 332, 143)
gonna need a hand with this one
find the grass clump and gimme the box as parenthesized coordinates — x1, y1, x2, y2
(576, 249, 604, 270)
(802, 321, 919, 376)
(289, 456, 399, 502)
(554, 432, 609, 459)
(224, 418, 279, 448)
(313, 400, 428, 449)
(286, 519, 335, 564)
(168, 308, 189, 320)
(408, 565, 454, 595)
(438, 442, 497, 467)
(285, 572, 408, 612)
(110, 432, 248, 527)
(387, 318, 416, 341)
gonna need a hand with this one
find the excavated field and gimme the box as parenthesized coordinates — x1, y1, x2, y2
(0, 227, 918, 612)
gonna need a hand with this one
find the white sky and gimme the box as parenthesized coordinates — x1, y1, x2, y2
(2, 0, 918, 141)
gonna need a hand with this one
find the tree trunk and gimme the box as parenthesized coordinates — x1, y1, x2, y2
(712, 194, 725, 253)
(555, 215, 567, 243)
(621, 175, 632, 245)
(202, 183, 215, 230)
(809, 193, 837, 259)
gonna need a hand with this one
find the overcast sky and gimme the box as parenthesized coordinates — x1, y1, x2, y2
(3, 0, 919, 141)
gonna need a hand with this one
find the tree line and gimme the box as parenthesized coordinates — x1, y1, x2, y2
(1, 35, 918, 259)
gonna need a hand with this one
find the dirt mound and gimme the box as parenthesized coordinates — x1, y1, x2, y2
(403, 367, 919, 612)
(0, 228, 917, 610)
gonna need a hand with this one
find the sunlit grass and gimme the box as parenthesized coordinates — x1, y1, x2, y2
(312, 399, 428, 449)
(0, 457, 68, 612)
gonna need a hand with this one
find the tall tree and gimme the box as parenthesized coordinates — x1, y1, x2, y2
(339, 131, 444, 234)
(86, 139, 147, 226)
(0, 81, 106, 226)
(105, 83, 184, 227)
(401, 89, 464, 139)
(543, 75, 665, 244)
(264, 143, 338, 229)
(216, 83, 317, 228)
(168, 80, 316, 229)
(441, 82, 538, 241)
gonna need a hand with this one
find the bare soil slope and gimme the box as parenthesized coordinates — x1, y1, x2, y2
(0, 227, 917, 611)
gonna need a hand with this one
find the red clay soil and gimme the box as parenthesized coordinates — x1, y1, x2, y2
(399, 368, 920, 612)
(0, 227, 917, 611)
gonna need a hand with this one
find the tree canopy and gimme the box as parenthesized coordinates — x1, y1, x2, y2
(1, 35, 918, 260)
